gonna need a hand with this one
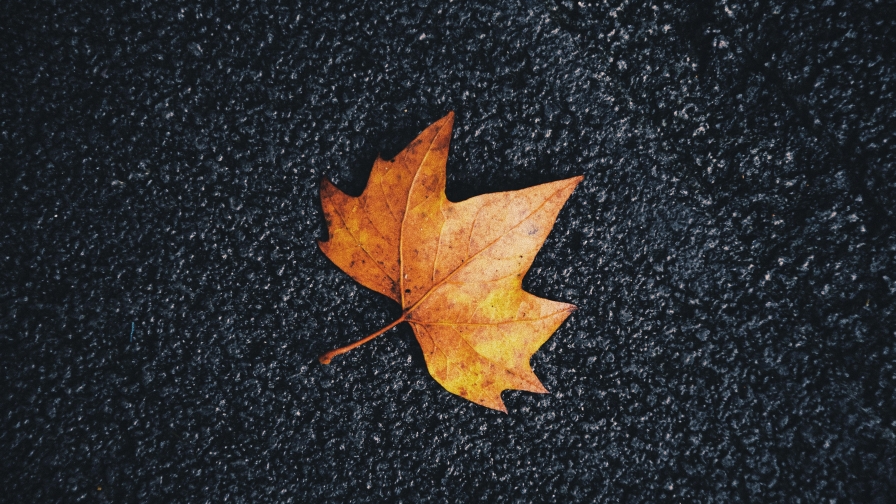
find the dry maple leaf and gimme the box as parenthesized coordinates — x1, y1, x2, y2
(317, 112, 582, 412)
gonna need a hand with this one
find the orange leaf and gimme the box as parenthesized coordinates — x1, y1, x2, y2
(318, 112, 582, 412)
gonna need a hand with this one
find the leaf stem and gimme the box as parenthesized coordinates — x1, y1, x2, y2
(318, 314, 407, 365)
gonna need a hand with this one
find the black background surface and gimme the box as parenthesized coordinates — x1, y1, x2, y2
(2, 0, 895, 502)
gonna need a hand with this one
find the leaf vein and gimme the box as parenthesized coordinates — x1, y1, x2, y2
(329, 201, 396, 284)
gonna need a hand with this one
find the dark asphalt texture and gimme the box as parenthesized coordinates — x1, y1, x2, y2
(2, 0, 895, 502)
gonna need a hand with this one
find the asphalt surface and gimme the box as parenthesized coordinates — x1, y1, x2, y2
(2, 0, 895, 502)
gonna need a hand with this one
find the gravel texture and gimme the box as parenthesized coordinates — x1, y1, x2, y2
(2, 0, 895, 502)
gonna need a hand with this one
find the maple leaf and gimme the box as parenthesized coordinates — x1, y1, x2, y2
(317, 112, 582, 412)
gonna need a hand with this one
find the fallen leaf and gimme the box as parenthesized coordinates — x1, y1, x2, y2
(318, 112, 582, 412)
